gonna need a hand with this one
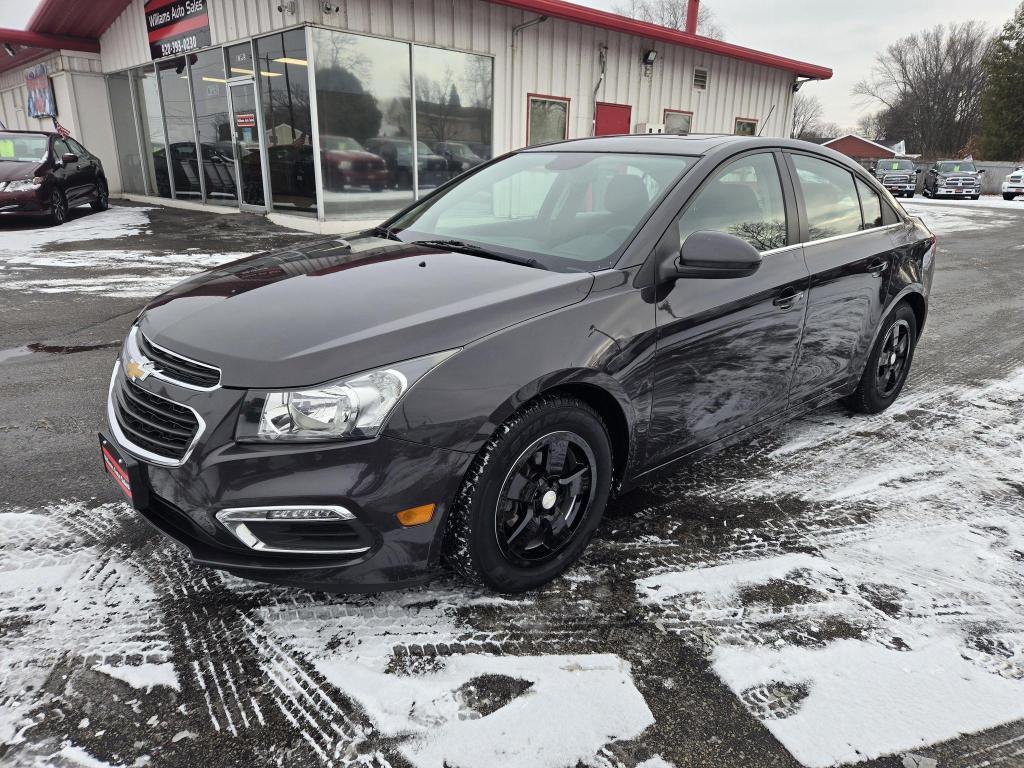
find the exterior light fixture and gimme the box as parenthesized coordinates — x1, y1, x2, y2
(3, 43, 16, 57)
(642, 49, 657, 66)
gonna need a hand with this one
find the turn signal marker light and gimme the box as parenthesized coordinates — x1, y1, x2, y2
(396, 503, 436, 526)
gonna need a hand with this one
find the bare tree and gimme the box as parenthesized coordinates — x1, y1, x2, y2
(856, 111, 886, 141)
(791, 93, 824, 139)
(614, 0, 725, 39)
(854, 22, 991, 157)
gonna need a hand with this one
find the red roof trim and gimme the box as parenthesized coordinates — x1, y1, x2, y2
(485, 0, 832, 79)
(0, 28, 101, 54)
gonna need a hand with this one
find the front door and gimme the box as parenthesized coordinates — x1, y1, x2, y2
(228, 81, 268, 211)
(785, 152, 896, 403)
(647, 151, 809, 465)
(594, 102, 632, 136)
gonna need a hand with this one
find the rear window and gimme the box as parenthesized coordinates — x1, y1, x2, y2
(0, 132, 48, 162)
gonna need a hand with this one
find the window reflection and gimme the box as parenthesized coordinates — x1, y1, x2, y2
(677, 153, 788, 252)
(255, 29, 315, 213)
(106, 72, 147, 194)
(189, 49, 236, 205)
(413, 45, 493, 195)
(793, 155, 863, 240)
(528, 96, 569, 146)
(157, 57, 202, 199)
(311, 28, 413, 219)
(132, 66, 169, 199)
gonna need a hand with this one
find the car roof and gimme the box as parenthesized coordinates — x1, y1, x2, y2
(519, 134, 860, 157)
(0, 130, 55, 137)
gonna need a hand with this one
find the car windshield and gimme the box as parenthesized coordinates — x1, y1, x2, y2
(323, 136, 364, 152)
(388, 151, 695, 272)
(0, 132, 49, 163)
(878, 160, 914, 171)
(938, 161, 977, 173)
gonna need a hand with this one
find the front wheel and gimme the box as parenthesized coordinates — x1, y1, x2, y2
(90, 178, 109, 211)
(48, 188, 68, 226)
(1004, 193, 1017, 201)
(971, 195, 980, 200)
(906, 192, 915, 199)
(843, 303, 918, 414)
(444, 396, 613, 592)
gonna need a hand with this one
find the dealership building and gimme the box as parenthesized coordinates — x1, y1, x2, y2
(0, 0, 831, 231)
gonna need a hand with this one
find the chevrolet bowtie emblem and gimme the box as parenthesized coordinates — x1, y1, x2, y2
(125, 358, 152, 381)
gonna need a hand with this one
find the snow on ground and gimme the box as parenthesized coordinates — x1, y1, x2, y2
(637, 367, 1024, 767)
(900, 194, 1024, 211)
(900, 199, 1020, 236)
(0, 206, 255, 297)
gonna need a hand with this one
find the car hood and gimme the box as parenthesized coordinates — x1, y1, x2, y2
(0, 160, 44, 183)
(139, 235, 594, 389)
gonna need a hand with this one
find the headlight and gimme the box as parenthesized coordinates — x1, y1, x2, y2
(7, 177, 43, 191)
(336, 160, 352, 171)
(236, 349, 458, 442)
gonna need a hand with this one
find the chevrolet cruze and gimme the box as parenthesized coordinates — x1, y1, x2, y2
(100, 135, 935, 593)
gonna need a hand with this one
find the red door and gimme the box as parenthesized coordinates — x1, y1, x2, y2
(594, 102, 632, 135)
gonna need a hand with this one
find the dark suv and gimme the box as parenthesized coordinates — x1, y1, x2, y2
(100, 135, 935, 593)
(0, 130, 108, 224)
(923, 159, 984, 200)
(871, 158, 920, 198)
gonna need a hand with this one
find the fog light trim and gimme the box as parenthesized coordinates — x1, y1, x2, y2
(215, 506, 370, 555)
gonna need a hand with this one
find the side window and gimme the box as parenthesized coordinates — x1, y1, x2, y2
(856, 179, 883, 229)
(792, 155, 862, 240)
(68, 138, 88, 157)
(53, 139, 72, 160)
(677, 152, 788, 252)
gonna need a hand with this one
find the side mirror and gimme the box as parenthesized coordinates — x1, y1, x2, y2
(61, 152, 79, 164)
(979, 168, 987, 174)
(660, 231, 763, 281)
(916, 168, 922, 174)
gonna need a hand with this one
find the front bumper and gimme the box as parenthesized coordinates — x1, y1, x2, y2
(103, 365, 474, 591)
(0, 188, 47, 214)
(1002, 183, 1023, 194)
(883, 184, 915, 193)
(935, 186, 979, 196)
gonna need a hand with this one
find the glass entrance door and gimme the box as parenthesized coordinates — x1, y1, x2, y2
(228, 81, 267, 210)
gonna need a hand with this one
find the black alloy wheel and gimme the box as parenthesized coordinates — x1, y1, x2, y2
(91, 178, 109, 212)
(49, 189, 67, 226)
(444, 395, 613, 592)
(844, 303, 918, 414)
(495, 431, 596, 565)
(875, 319, 911, 398)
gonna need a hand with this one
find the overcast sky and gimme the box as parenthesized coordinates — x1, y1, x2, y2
(581, 0, 1018, 128)
(2, 0, 1016, 128)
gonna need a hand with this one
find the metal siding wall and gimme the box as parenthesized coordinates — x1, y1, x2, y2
(96, 0, 797, 151)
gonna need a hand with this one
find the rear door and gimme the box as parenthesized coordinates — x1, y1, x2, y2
(646, 150, 810, 465)
(786, 152, 899, 403)
(53, 138, 85, 203)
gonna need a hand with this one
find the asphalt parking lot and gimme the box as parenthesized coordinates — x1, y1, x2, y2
(1, 198, 1023, 768)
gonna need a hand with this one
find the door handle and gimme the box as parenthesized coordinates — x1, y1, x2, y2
(867, 258, 889, 277)
(773, 287, 804, 309)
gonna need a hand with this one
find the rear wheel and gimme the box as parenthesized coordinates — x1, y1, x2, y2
(444, 395, 613, 592)
(843, 303, 918, 414)
(48, 188, 67, 226)
(90, 178, 109, 211)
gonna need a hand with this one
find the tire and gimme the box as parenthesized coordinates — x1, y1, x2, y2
(443, 395, 613, 592)
(1004, 193, 1017, 201)
(370, 184, 384, 192)
(971, 195, 980, 201)
(843, 303, 918, 415)
(48, 188, 68, 226)
(906, 193, 915, 199)
(90, 178, 109, 211)
(396, 169, 412, 190)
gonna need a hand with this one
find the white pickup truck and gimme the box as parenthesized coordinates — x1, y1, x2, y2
(1002, 167, 1024, 201)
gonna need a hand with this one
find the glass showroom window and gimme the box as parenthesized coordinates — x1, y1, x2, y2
(157, 57, 202, 199)
(413, 45, 493, 196)
(132, 65, 170, 199)
(106, 71, 147, 194)
(310, 27, 414, 219)
(527, 95, 569, 146)
(189, 48, 236, 205)
(255, 29, 316, 213)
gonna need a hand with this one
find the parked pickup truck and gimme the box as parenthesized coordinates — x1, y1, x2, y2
(1002, 167, 1024, 201)
(872, 158, 920, 198)
(923, 160, 985, 200)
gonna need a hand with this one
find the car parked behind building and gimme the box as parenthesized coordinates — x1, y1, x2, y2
(871, 158, 920, 198)
(1002, 166, 1024, 201)
(923, 159, 984, 200)
(0, 130, 108, 225)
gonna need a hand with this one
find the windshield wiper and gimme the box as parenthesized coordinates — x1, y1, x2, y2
(371, 224, 400, 241)
(411, 239, 547, 270)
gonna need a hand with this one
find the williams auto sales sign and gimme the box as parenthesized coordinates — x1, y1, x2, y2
(145, 0, 211, 60)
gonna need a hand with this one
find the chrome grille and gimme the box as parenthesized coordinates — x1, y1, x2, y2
(137, 332, 220, 389)
(113, 373, 200, 462)
(882, 174, 910, 184)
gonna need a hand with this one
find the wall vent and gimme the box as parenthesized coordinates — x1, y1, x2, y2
(693, 67, 709, 90)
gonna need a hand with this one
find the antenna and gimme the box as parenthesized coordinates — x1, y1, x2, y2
(757, 104, 776, 136)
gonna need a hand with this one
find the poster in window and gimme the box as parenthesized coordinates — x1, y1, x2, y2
(145, 0, 211, 60)
(25, 63, 56, 118)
